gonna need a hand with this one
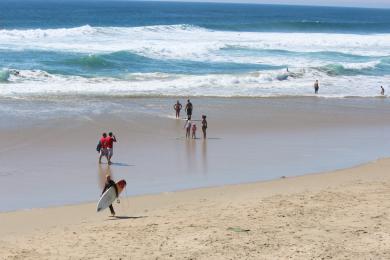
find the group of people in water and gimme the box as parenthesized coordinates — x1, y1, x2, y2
(174, 99, 208, 139)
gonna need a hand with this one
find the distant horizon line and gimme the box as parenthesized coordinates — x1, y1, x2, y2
(6, 0, 390, 10)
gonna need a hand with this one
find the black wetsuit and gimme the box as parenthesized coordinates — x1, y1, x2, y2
(102, 180, 118, 215)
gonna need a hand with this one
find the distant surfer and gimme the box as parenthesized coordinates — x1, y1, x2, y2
(107, 132, 117, 165)
(184, 120, 192, 139)
(185, 99, 193, 120)
(201, 115, 207, 139)
(314, 80, 319, 94)
(102, 174, 118, 216)
(98, 133, 109, 164)
(173, 100, 182, 119)
(381, 86, 385, 96)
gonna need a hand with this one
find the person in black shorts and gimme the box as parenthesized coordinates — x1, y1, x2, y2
(314, 80, 319, 94)
(201, 115, 207, 139)
(185, 99, 193, 120)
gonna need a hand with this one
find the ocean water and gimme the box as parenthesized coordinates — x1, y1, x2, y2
(1, 1, 390, 99)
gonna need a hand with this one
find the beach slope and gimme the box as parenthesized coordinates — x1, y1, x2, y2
(1, 158, 390, 259)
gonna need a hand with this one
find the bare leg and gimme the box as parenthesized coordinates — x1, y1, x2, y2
(109, 204, 115, 216)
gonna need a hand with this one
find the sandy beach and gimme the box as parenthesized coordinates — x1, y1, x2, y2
(1, 157, 390, 259)
(2, 2, 390, 259)
(0, 97, 389, 259)
(1, 97, 390, 211)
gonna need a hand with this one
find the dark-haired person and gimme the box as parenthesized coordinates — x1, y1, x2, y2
(201, 115, 208, 139)
(381, 86, 385, 96)
(102, 174, 118, 216)
(107, 132, 117, 165)
(98, 133, 109, 164)
(185, 99, 193, 120)
(173, 100, 182, 119)
(314, 80, 319, 94)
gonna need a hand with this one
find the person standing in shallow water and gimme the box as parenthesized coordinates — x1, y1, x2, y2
(314, 80, 319, 94)
(201, 115, 207, 139)
(381, 86, 385, 96)
(98, 133, 109, 164)
(191, 123, 197, 139)
(173, 100, 182, 119)
(107, 132, 117, 165)
(184, 120, 192, 139)
(185, 99, 193, 120)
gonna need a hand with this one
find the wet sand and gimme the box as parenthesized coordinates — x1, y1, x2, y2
(1, 97, 390, 211)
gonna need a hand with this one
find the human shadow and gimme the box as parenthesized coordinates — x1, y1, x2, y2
(110, 162, 135, 167)
(108, 216, 147, 220)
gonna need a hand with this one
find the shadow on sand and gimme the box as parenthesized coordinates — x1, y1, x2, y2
(110, 162, 135, 167)
(108, 216, 147, 220)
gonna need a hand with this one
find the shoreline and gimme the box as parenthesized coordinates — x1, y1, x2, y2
(0, 155, 384, 215)
(2, 157, 390, 258)
(1, 97, 390, 212)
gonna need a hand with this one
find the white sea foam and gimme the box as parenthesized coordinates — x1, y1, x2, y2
(1, 24, 390, 64)
(0, 69, 388, 98)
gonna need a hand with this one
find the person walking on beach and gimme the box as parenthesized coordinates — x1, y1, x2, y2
(98, 133, 109, 164)
(107, 132, 117, 165)
(192, 123, 197, 139)
(381, 86, 385, 96)
(173, 100, 182, 119)
(201, 115, 208, 139)
(185, 99, 193, 120)
(102, 174, 117, 216)
(314, 80, 319, 94)
(184, 120, 192, 139)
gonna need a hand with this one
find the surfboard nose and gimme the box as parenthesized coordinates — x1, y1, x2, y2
(118, 180, 127, 189)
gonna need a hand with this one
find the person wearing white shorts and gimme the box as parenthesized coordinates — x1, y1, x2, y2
(107, 132, 117, 165)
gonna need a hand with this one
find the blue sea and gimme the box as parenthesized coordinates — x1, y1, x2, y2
(1, 1, 390, 98)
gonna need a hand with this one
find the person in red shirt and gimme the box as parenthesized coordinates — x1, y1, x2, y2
(107, 132, 117, 165)
(98, 132, 109, 164)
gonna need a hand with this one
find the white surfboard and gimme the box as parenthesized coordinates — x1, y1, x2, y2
(97, 180, 126, 212)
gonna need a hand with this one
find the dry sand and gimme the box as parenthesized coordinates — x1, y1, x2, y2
(1, 158, 390, 259)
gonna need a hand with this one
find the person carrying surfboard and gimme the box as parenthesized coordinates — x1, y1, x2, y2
(102, 174, 118, 216)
